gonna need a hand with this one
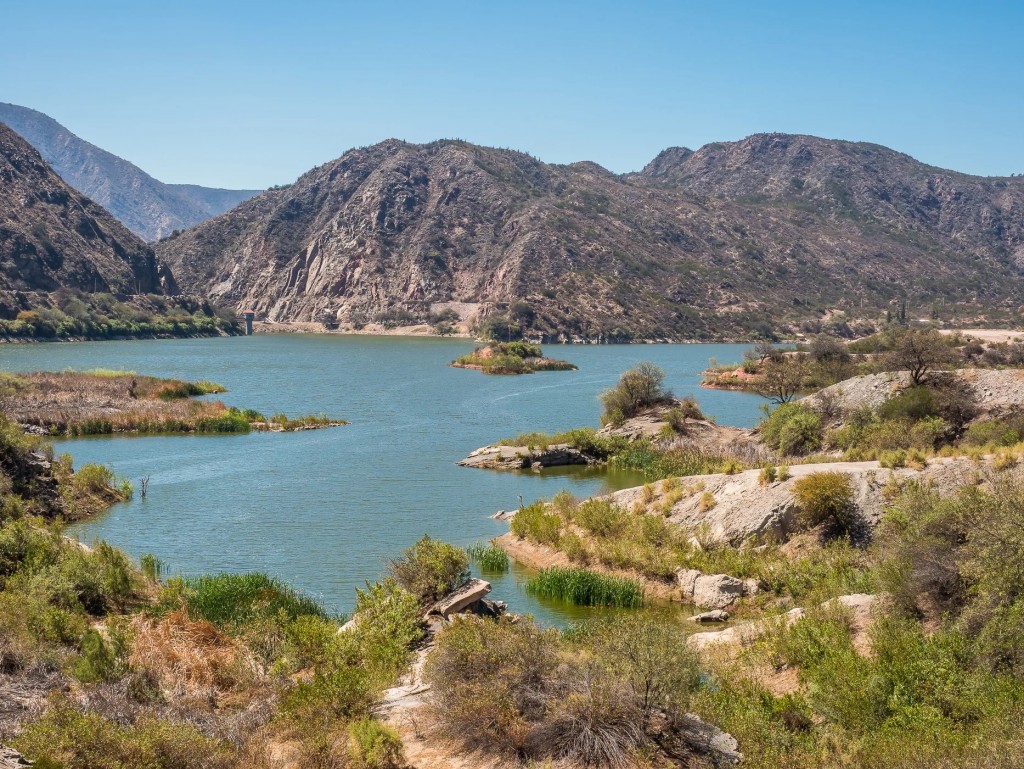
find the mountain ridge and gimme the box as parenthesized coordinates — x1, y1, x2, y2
(0, 103, 261, 241)
(153, 133, 1024, 339)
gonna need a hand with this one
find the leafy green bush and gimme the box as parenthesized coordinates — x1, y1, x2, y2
(759, 403, 822, 456)
(388, 535, 470, 605)
(177, 572, 326, 628)
(793, 472, 857, 535)
(510, 500, 563, 545)
(573, 498, 628, 538)
(13, 696, 236, 769)
(465, 542, 510, 573)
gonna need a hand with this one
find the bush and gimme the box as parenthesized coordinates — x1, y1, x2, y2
(510, 501, 562, 545)
(347, 718, 404, 769)
(178, 572, 326, 628)
(600, 363, 672, 424)
(759, 403, 822, 456)
(425, 616, 560, 754)
(13, 696, 236, 769)
(793, 472, 857, 536)
(388, 535, 470, 605)
(573, 499, 628, 538)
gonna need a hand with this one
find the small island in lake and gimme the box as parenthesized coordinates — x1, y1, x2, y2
(451, 341, 577, 375)
(0, 370, 348, 436)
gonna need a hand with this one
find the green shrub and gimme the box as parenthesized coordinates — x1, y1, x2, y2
(510, 501, 563, 545)
(574, 499, 628, 538)
(759, 403, 822, 456)
(179, 572, 326, 628)
(388, 535, 470, 605)
(13, 697, 236, 769)
(348, 718, 404, 769)
(526, 567, 644, 608)
(792, 471, 857, 535)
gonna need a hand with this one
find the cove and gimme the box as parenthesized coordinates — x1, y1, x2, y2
(0, 334, 768, 625)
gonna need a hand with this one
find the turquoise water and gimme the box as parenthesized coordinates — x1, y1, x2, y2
(0, 335, 766, 624)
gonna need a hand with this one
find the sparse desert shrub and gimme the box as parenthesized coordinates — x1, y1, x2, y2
(425, 616, 560, 754)
(698, 492, 717, 512)
(561, 531, 590, 564)
(759, 465, 778, 486)
(793, 471, 857, 536)
(388, 535, 470, 605)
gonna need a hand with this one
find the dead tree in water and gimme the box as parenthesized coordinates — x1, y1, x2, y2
(139, 475, 150, 498)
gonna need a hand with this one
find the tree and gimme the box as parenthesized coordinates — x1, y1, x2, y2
(756, 355, 808, 404)
(745, 340, 784, 365)
(600, 363, 673, 424)
(884, 328, 958, 385)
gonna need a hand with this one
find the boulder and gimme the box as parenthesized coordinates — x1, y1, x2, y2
(691, 609, 730, 623)
(677, 569, 750, 609)
(692, 574, 745, 609)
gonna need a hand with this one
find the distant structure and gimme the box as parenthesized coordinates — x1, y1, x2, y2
(241, 309, 256, 335)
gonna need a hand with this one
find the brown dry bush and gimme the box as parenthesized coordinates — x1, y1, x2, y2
(129, 611, 263, 704)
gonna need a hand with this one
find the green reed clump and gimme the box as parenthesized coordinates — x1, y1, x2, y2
(526, 567, 644, 608)
(465, 542, 510, 573)
(177, 572, 327, 628)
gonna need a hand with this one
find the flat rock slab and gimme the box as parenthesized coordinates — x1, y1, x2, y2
(458, 444, 591, 471)
(431, 579, 491, 618)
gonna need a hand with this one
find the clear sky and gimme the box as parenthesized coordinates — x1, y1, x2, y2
(3, 0, 1022, 188)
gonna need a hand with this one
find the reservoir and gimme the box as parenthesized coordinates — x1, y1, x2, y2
(0, 335, 767, 624)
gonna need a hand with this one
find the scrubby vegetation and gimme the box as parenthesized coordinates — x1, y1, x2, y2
(0, 370, 346, 436)
(688, 477, 1024, 768)
(600, 362, 675, 425)
(388, 535, 470, 605)
(452, 341, 577, 374)
(0, 291, 239, 341)
(425, 613, 701, 767)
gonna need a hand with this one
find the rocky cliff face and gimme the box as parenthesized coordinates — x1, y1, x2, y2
(0, 122, 174, 295)
(0, 103, 260, 241)
(156, 136, 1024, 340)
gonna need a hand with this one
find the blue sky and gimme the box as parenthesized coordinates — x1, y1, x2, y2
(3, 0, 1022, 188)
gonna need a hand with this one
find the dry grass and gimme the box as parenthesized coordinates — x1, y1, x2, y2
(0, 372, 237, 434)
(129, 611, 263, 704)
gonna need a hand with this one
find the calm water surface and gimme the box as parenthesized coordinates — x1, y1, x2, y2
(0, 335, 766, 624)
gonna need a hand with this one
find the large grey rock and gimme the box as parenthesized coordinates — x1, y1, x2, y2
(458, 444, 591, 471)
(430, 578, 491, 618)
(692, 574, 745, 609)
(0, 746, 30, 768)
(677, 569, 755, 609)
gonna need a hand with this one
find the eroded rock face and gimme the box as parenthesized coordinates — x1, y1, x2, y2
(612, 456, 988, 545)
(805, 369, 1024, 422)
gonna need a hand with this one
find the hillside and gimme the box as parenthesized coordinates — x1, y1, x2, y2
(155, 135, 1024, 341)
(0, 103, 260, 241)
(0, 121, 173, 296)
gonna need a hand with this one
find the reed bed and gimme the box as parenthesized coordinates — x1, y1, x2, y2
(525, 566, 644, 608)
(465, 542, 510, 573)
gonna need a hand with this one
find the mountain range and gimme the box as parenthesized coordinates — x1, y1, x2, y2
(153, 134, 1024, 340)
(0, 103, 260, 241)
(0, 121, 173, 300)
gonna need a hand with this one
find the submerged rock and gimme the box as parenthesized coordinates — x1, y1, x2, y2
(691, 609, 730, 623)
